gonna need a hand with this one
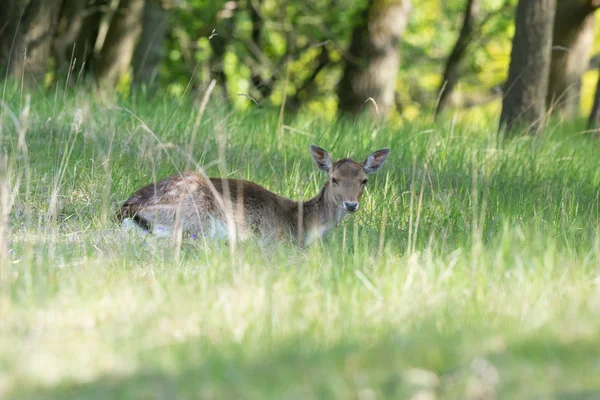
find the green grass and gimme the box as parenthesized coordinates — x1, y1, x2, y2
(1, 86, 600, 399)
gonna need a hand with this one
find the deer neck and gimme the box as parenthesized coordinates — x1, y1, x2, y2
(298, 184, 346, 245)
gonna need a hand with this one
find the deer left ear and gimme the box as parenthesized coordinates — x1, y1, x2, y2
(310, 144, 332, 172)
(363, 148, 390, 173)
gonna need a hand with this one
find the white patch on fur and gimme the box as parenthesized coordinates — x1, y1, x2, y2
(208, 216, 229, 240)
(121, 218, 173, 238)
(305, 225, 329, 246)
(305, 209, 347, 246)
(152, 225, 173, 237)
(121, 215, 235, 241)
(121, 218, 148, 236)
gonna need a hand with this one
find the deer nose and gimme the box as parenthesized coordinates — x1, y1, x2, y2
(343, 201, 359, 212)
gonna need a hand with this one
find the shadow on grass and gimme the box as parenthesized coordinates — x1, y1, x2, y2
(9, 330, 600, 400)
(8, 328, 462, 400)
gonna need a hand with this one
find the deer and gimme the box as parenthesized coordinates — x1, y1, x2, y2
(118, 144, 390, 246)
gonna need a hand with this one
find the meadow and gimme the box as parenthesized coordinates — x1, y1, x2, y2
(1, 87, 600, 399)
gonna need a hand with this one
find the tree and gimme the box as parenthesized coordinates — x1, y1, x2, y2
(337, 0, 412, 118)
(50, 0, 109, 81)
(53, 0, 88, 77)
(589, 74, 600, 131)
(435, 0, 481, 117)
(133, 0, 168, 93)
(499, 0, 556, 135)
(70, 0, 110, 79)
(547, 0, 599, 116)
(17, 0, 64, 85)
(0, 0, 26, 77)
(94, 0, 145, 89)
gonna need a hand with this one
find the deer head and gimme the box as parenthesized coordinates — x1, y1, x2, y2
(310, 144, 390, 213)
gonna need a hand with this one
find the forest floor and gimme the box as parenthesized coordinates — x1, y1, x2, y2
(2, 90, 600, 399)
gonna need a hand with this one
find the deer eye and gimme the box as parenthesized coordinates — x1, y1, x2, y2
(362, 179, 368, 185)
(331, 177, 339, 185)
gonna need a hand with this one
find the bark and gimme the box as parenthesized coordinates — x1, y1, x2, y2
(435, 0, 481, 117)
(19, 0, 64, 85)
(72, 0, 109, 78)
(133, 0, 168, 92)
(590, 53, 600, 70)
(588, 73, 600, 130)
(94, 0, 145, 89)
(337, 0, 412, 118)
(53, 0, 87, 76)
(547, 1, 596, 116)
(499, 0, 556, 135)
(0, 0, 26, 77)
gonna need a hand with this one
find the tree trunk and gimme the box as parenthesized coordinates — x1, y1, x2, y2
(337, 0, 412, 118)
(53, 0, 87, 77)
(19, 0, 64, 85)
(547, 1, 597, 117)
(71, 0, 109, 79)
(588, 72, 600, 131)
(499, 0, 556, 135)
(94, 0, 145, 90)
(0, 0, 26, 77)
(132, 0, 167, 93)
(435, 0, 481, 117)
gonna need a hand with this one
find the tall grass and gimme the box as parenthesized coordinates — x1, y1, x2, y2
(1, 84, 600, 399)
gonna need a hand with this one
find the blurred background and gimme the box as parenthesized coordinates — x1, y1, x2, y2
(1, 0, 600, 126)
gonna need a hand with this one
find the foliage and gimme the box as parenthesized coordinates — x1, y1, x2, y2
(154, 0, 539, 121)
(6, 0, 599, 121)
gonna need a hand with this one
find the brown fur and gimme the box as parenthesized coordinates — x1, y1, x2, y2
(119, 145, 390, 246)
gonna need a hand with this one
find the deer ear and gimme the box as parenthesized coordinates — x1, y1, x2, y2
(310, 144, 332, 172)
(363, 148, 390, 173)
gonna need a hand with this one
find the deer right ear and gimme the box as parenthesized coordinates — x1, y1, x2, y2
(363, 148, 390, 173)
(310, 144, 332, 172)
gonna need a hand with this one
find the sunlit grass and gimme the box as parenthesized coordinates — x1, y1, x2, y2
(1, 85, 600, 399)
